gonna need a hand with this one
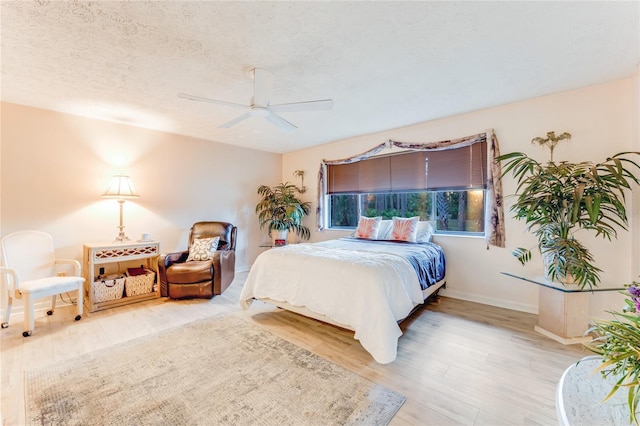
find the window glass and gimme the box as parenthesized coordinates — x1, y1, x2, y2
(329, 191, 484, 234)
(433, 190, 485, 233)
(360, 193, 433, 220)
(329, 194, 359, 227)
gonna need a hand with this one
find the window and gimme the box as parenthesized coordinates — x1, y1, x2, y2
(329, 191, 485, 234)
(326, 142, 487, 235)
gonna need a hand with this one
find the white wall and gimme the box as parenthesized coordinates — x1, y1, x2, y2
(284, 78, 639, 317)
(1, 102, 282, 273)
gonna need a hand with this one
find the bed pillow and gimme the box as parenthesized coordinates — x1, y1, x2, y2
(354, 216, 382, 239)
(415, 221, 434, 243)
(389, 216, 419, 242)
(377, 220, 393, 240)
(186, 236, 220, 262)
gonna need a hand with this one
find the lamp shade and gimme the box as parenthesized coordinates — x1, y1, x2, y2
(102, 175, 140, 199)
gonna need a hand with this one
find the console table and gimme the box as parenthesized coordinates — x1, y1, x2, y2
(501, 272, 624, 345)
(83, 240, 160, 312)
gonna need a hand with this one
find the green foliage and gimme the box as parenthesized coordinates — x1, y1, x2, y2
(498, 131, 640, 290)
(329, 194, 358, 227)
(511, 247, 532, 266)
(587, 282, 640, 425)
(256, 182, 311, 241)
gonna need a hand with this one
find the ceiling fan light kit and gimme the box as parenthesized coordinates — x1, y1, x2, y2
(178, 68, 333, 131)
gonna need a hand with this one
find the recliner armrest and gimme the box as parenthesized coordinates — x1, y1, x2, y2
(158, 250, 188, 297)
(211, 249, 236, 295)
(161, 251, 189, 268)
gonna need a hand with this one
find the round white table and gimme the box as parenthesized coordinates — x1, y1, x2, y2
(557, 356, 633, 425)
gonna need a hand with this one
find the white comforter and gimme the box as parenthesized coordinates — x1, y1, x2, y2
(239, 241, 425, 364)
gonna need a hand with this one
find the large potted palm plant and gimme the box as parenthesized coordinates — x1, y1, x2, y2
(498, 131, 640, 290)
(256, 182, 311, 245)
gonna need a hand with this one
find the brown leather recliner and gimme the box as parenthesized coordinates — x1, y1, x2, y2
(158, 222, 237, 299)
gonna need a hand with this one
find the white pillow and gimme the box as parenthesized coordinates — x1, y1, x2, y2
(415, 221, 434, 243)
(389, 216, 419, 242)
(377, 220, 393, 240)
(354, 216, 382, 239)
(186, 236, 220, 262)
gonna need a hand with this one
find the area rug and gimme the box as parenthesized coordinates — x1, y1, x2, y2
(25, 315, 405, 425)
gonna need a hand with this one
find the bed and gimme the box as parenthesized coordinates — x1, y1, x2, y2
(239, 236, 446, 364)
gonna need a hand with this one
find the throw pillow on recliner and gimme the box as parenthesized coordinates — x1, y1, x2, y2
(186, 237, 220, 262)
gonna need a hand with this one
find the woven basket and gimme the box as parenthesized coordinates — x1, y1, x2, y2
(125, 269, 155, 297)
(93, 275, 125, 303)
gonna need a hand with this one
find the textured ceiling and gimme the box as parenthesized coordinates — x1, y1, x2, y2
(1, 1, 638, 154)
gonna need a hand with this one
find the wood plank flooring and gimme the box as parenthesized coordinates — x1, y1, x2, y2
(1, 271, 587, 425)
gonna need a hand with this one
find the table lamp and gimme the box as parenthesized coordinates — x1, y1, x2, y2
(102, 174, 140, 242)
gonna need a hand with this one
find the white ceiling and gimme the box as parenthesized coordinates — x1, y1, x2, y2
(1, 1, 638, 154)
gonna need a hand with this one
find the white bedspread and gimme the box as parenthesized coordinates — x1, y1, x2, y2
(239, 242, 425, 364)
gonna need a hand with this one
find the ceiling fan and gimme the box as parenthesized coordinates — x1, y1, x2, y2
(178, 68, 333, 131)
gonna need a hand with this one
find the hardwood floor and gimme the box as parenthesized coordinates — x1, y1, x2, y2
(1, 271, 587, 425)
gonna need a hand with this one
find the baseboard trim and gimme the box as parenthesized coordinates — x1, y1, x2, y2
(3, 275, 536, 320)
(534, 325, 591, 345)
(440, 288, 538, 314)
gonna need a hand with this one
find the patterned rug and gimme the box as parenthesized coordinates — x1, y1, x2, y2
(25, 315, 405, 425)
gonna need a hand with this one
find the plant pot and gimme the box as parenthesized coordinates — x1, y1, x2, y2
(271, 229, 289, 246)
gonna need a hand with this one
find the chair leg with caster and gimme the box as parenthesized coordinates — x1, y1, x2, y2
(1, 291, 12, 330)
(75, 283, 83, 322)
(23, 294, 35, 338)
(47, 295, 56, 316)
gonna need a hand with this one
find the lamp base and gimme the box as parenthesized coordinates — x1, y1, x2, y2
(113, 223, 130, 242)
(112, 200, 131, 242)
(113, 233, 130, 242)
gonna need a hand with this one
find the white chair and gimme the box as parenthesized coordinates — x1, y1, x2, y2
(0, 230, 84, 337)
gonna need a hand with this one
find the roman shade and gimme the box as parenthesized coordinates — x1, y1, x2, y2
(327, 142, 486, 194)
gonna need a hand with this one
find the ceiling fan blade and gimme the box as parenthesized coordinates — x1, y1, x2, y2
(266, 112, 297, 131)
(270, 99, 334, 113)
(251, 68, 274, 107)
(178, 93, 249, 110)
(218, 112, 253, 128)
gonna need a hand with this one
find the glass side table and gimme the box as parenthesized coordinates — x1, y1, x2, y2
(259, 241, 289, 249)
(501, 272, 624, 345)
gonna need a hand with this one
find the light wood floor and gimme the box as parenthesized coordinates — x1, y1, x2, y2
(1, 271, 587, 425)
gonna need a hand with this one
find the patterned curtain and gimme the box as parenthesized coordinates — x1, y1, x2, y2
(318, 130, 505, 248)
(485, 130, 506, 248)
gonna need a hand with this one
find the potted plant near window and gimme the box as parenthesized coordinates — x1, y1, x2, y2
(256, 182, 311, 245)
(498, 131, 640, 290)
